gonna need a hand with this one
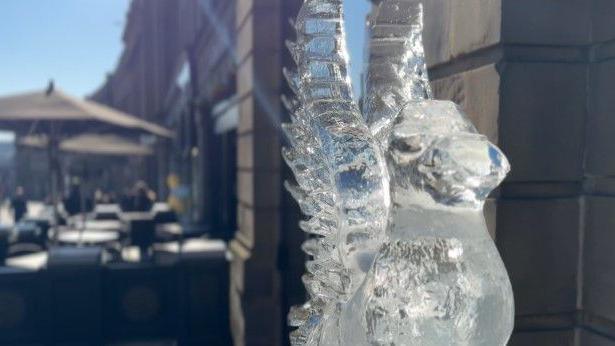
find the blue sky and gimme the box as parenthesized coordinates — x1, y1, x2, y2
(0, 0, 370, 140)
(0, 0, 369, 97)
(344, 0, 371, 98)
(0, 0, 130, 98)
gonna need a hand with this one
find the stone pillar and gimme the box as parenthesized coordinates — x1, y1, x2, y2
(422, 1, 615, 345)
(231, 0, 285, 345)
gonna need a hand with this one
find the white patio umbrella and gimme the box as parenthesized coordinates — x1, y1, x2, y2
(19, 133, 154, 157)
(0, 82, 171, 230)
(0, 84, 172, 137)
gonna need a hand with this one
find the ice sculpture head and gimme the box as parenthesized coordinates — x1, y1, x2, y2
(387, 100, 510, 209)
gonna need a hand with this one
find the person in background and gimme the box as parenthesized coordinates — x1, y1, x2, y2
(166, 173, 188, 218)
(119, 188, 134, 211)
(132, 181, 154, 212)
(107, 192, 117, 204)
(63, 181, 81, 216)
(94, 189, 104, 205)
(10, 186, 27, 222)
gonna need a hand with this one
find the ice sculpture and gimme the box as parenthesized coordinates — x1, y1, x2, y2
(283, 0, 514, 345)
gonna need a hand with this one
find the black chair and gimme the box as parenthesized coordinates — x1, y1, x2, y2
(0, 226, 12, 265)
(103, 263, 179, 343)
(151, 203, 179, 224)
(0, 268, 48, 345)
(152, 204, 182, 243)
(46, 246, 104, 344)
(23, 218, 51, 242)
(177, 240, 230, 345)
(10, 222, 45, 256)
(123, 213, 156, 261)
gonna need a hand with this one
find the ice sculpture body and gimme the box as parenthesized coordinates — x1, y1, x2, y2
(284, 0, 514, 345)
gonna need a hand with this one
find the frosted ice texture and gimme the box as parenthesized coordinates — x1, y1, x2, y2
(283, 0, 514, 345)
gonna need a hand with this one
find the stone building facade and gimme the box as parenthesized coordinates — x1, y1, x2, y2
(93, 0, 305, 344)
(419, 1, 615, 345)
(230, 1, 305, 344)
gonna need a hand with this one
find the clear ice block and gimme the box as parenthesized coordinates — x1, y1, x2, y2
(283, 1, 514, 345)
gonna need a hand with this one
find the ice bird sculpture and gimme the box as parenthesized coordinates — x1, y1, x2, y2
(283, 0, 514, 345)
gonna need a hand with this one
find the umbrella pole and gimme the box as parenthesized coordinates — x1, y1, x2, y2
(49, 128, 60, 241)
(79, 162, 87, 245)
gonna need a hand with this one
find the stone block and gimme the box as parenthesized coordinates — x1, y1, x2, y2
(243, 265, 278, 297)
(243, 297, 282, 346)
(230, 284, 245, 346)
(497, 198, 581, 315)
(252, 6, 282, 52)
(236, 14, 254, 62)
(515, 313, 577, 332)
(238, 94, 282, 136)
(229, 239, 282, 346)
(502, 0, 592, 45)
(424, 0, 501, 67)
(253, 91, 283, 135)
(592, 0, 615, 43)
(500, 62, 587, 182)
(237, 132, 281, 171)
(236, 0, 253, 29)
(586, 60, 615, 176)
(484, 198, 497, 240)
(251, 209, 281, 255)
(449, 0, 501, 56)
(252, 170, 281, 208)
(237, 133, 254, 169)
(237, 203, 255, 248)
(423, 0, 451, 67)
(238, 95, 255, 134)
(252, 50, 283, 98)
(501, 182, 582, 199)
(238, 171, 254, 206)
(596, 41, 615, 63)
(252, 0, 281, 9)
(237, 171, 281, 213)
(580, 329, 615, 346)
(237, 55, 255, 97)
(508, 330, 576, 346)
(584, 197, 615, 322)
(431, 64, 501, 143)
(236, 204, 280, 253)
(230, 247, 246, 293)
(586, 177, 615, 196)
(229, 239, 251, 346)
(255, 133, 282, 170)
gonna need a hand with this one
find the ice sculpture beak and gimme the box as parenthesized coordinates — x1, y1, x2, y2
(417, 133, 511, 205)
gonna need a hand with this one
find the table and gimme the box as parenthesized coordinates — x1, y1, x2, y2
(155, 223, 183, 241)
(81, 220, 123, 232)
(58, 229, 120, 246)
(5, 251, 48, 270)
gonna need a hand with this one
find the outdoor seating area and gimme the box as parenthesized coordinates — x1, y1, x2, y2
(0, 73, 234, 344)
(0, 201, 231, 345)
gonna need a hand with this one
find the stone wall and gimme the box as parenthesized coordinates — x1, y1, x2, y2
(423, 1, 615, 345)
(231, 0, 296, 345)
(92, 1, 305, 344)
(91, 0, 204, 193)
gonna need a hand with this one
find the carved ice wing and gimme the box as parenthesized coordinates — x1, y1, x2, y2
(284, 0, 390, 344)
(363, 0, 432, 132)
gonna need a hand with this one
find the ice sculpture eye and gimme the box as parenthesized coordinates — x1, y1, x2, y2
(389, 134, 426, 164)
